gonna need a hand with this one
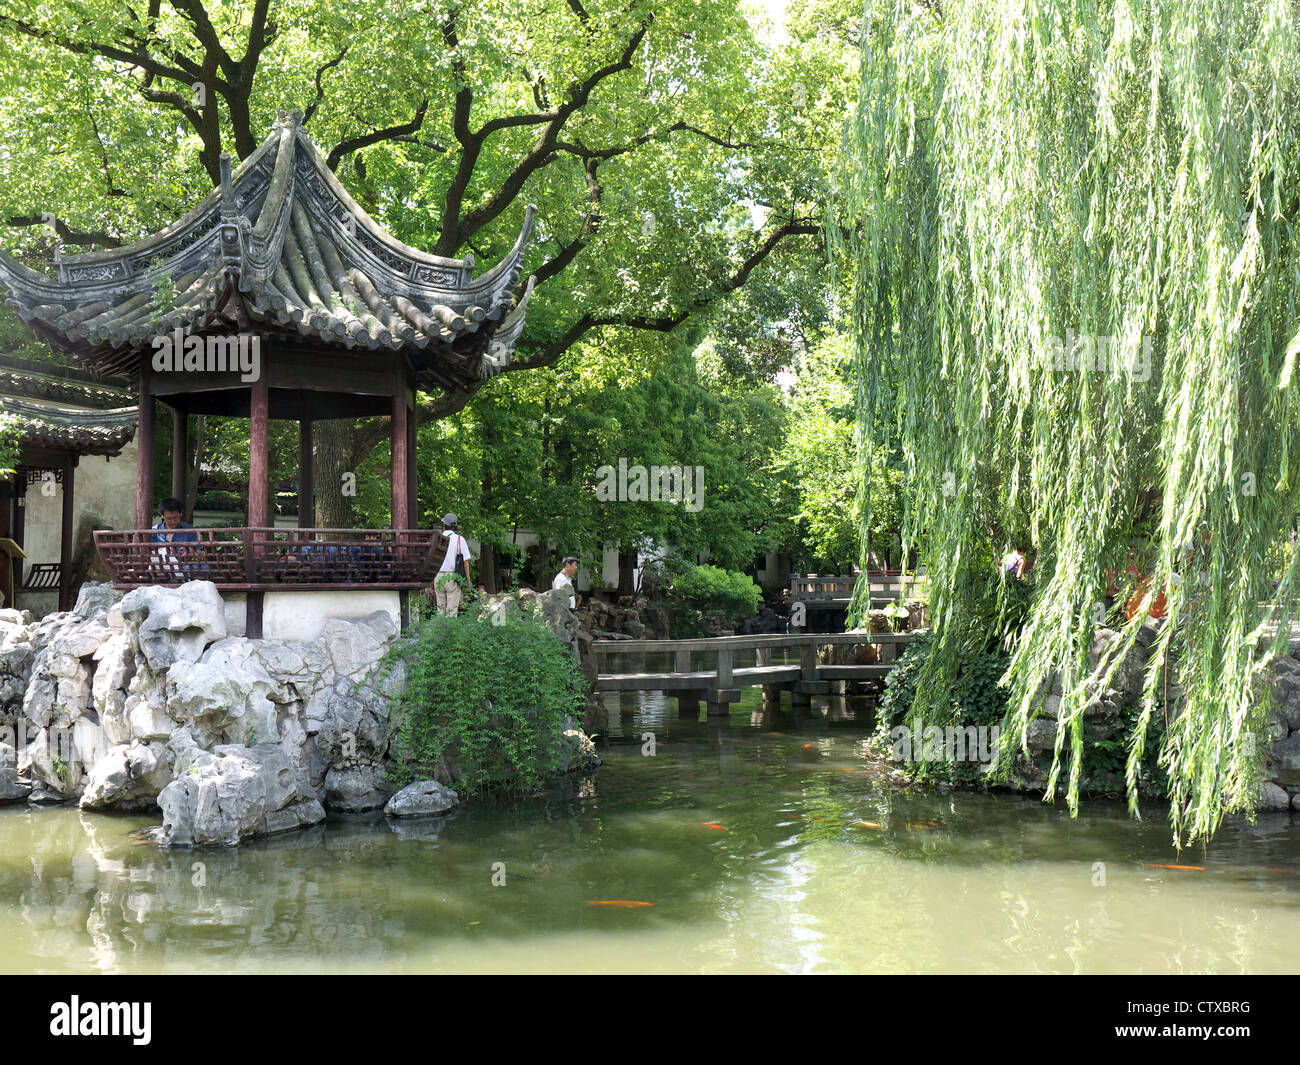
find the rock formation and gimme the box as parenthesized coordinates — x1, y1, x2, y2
(0, 580, 599, 845)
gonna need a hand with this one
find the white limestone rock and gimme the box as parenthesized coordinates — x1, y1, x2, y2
(384, 779, 458, 818)
(73, 582, 123, 621)
(120, 581, 227, 672)
(0, 741, 27, 803)
(80, 740, 173, 810)
(1258, 781, 1291, 811)
(320, 613, 397, 682)
(157, 742, 324, 847)
(324, 765, 391, 812)
(165, 657, 278, 748)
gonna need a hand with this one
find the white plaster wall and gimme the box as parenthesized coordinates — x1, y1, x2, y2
(262, 589, 399, 641)
(21, 439, 138, 568)
(221, 593, 247, 637)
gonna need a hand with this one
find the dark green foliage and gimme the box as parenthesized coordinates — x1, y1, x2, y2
(842, 0, 1300, 843)
(194, 490, 246, 512)
(385, 611, 587, 796)
(667, 563, 762, 638)
(879, 632, 1009, 730)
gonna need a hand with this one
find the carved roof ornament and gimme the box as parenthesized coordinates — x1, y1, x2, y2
(0, 109, 537, 392)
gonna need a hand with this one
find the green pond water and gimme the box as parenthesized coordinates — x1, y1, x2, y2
(2, 687, 1299, 975)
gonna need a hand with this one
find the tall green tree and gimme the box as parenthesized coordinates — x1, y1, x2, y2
(842, 0, 1300, 842)
(0, 0, 826, 523)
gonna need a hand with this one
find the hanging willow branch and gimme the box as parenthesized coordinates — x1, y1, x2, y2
(837, 0, 1300, 844)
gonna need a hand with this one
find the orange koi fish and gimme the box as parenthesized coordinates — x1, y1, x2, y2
(1264, 868, 1298, 876)
(700, 822, 727, 830)
(855, 821, 882, 829)
(1144, 863, 1205, 871)
(907, 821, 945, 829)
(586, 900, 654, 908)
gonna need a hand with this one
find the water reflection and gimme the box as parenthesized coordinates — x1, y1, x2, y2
(1, 689, 1298, 973)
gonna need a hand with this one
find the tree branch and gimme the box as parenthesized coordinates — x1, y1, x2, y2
(513, 218, 820, 370)
(6, 215, 123, 249)
(302, 45, 350, 124)
(452, 19, 651, 247)
(326, 100, 429, 171)
(167, 0, 236, 80)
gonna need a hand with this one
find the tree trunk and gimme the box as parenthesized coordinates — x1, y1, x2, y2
(617, 546, 637, 596)
(184, 416, 204, 521)
(314, 420, 356, 528)
(480, 466, 497, 593)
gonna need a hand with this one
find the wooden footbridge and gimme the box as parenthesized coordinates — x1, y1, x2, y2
(593, 632, 919, 717)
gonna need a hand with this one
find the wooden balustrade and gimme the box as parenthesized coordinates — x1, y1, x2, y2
(93, 527, 448, 591)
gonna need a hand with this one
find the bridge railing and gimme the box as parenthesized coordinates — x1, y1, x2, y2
(788, 572, 928, 603)
(593, 631, 919, 692)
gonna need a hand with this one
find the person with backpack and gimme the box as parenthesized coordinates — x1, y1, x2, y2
(433, 513, 473, 616)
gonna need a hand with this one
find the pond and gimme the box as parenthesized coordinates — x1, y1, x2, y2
(2, 688, 1297, 974)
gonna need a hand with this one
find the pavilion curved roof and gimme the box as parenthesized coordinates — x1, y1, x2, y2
(0, 109, 536, 391)
(0, 396, 137, 456)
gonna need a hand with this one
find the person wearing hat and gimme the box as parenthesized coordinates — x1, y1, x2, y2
(434, 513, 473, 616)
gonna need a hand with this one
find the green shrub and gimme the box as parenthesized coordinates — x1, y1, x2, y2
(194, 489, 245, 512)
(667, 564, 762, 638)
(879, 630, 1169, 792)
(384, 610, 587, 795)
(878, 632, 1010, 730)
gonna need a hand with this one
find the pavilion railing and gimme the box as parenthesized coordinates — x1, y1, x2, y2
(93, 528, 448, 591)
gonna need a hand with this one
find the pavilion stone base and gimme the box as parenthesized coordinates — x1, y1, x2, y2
(220, 589, 402, 641)
(15, 590, 58, 620)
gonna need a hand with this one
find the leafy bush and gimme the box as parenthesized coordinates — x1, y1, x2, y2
(880, 631, 1170, 792)
(667, 563, 762, 638)
(385, 610, 587, 795)
(878, 632, 1009, 730)
(194, 489, 245, 512)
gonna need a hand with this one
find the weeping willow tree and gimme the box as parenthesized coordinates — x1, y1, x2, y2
(838, 0, 1300, 843)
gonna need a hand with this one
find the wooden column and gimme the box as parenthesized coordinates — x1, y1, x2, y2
(406, 395, 417, 528)
(298, 414, 313, 529)
(59, 458, 75, 612)
(391, 385, 409, 530)
(14, 475, 26, 553)
(246, 374, 270, 642)
(10, 475, 25, 610)
(248, 374, 270, 528)
(171, 407, 187, 504)
(135, 362, 155, 529)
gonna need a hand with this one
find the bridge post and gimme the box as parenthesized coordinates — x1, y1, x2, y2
(716, 648, 733, 688)
(799, 640, 818, 682)
(706, 689, 740, 717)
(677, 692, 702, 720)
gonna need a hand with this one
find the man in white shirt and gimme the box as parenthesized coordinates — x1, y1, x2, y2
(552, 555, 581, 610)
(434, 513, 473, 616)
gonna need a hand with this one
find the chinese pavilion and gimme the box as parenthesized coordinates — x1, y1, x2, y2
(0, 109, 535, 636)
